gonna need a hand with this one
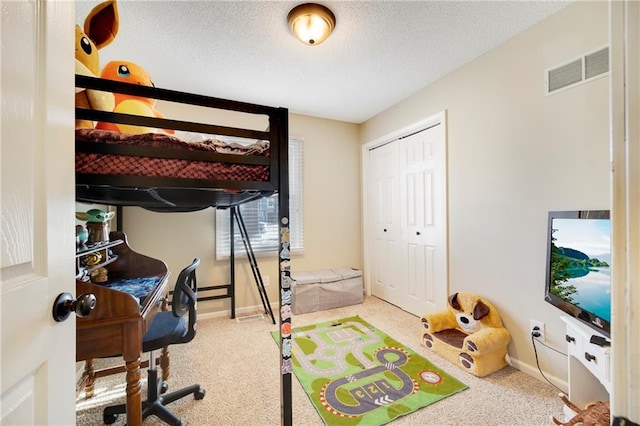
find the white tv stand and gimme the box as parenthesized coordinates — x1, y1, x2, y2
(561, 316, 611, 416)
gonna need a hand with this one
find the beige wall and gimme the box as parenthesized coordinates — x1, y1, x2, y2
(74, 0, 609, 388)
(89, 108, 362, 317)
(360, 1, 609, 386)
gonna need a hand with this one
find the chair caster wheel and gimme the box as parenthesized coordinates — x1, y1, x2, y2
(195, 387, 206, 400)
(103, 413, 118, 424)
(160, 381, 169, 394)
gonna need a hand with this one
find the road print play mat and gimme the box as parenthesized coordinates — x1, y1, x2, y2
(276, 315, 468, 425)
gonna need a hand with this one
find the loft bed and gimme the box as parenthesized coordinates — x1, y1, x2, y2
(75, 75, 286, 212)
(75, 75, 294, 424)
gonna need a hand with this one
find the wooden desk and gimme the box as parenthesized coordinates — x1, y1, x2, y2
(76, 231, 169, 426)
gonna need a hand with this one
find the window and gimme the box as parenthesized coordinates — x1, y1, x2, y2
(216, 138, 304, 258)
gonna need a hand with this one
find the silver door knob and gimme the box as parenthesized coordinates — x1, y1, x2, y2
(52, 292, 96, 322)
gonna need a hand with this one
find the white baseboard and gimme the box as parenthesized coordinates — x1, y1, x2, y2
(507, 355, 567, 394)
(198, 302, 278, 321)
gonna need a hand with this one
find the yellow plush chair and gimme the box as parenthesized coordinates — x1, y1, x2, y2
(420, 292, 510, 377)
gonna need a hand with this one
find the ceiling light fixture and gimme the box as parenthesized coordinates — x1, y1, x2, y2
(287, 3, 336, 46)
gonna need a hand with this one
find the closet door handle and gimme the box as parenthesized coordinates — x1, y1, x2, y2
(383, 229, 387, 232)
(416, 231, 421, 235)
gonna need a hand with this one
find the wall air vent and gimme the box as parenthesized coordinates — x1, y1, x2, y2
(545, 46, 609, 95)
(548, 59, 582, 93)
(585, 47, 609, 79)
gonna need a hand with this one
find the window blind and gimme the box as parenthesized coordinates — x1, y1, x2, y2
(216, 139, 304, 258)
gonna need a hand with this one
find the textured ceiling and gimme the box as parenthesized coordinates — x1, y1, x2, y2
(76, 1, 571, 124)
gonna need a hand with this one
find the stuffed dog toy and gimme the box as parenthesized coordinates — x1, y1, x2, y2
(420, 292, 511, 377)
(75, 0, 119, 129)
(95, 60, 173, 135)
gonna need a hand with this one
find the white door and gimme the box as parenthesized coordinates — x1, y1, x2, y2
(369, 141, 403, 307)
(1, 2, 76, 425)
(399, 124, 447, 316)
(365, 114, 448, 316)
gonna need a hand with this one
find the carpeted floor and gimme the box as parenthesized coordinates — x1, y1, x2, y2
(76, 296, 563, 425)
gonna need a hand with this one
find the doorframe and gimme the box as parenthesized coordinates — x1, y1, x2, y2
(361, 110, 448, 297)
(610, 0, 639, 420)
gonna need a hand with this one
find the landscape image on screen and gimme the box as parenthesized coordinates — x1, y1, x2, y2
(549, 218, 611, 323)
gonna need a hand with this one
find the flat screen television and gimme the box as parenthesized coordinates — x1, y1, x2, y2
(544, 210, 611, 338)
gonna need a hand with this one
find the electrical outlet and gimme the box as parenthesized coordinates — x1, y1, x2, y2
(263, 275, 270, 287)
(530, 319, 545, 341)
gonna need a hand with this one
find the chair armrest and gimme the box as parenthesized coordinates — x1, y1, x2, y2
(464, 327, 511, 354)
(421, 311, 457, 333)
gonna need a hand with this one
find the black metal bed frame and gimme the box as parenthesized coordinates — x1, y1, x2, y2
(76, 75, 293, 425)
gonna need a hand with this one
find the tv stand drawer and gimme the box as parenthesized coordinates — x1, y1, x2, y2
(562, 316, 611, 403)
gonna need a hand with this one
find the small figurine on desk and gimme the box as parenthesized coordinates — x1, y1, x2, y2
(76, 224, 89, 247)
(90, 267, 109, 283)
(83, 252, 102, 267)
(76, 208, 115, 244)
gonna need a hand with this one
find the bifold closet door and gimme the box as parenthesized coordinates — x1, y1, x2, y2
(399, 126, 447, 316)
(367, 121, 447, 317)
(369, 141, 404, 308)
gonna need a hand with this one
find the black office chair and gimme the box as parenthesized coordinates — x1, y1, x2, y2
(103, 258, 205, 426)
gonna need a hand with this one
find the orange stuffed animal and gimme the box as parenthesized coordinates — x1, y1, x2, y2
(75, 0, 119, 129)
(96, 60, 173, 135)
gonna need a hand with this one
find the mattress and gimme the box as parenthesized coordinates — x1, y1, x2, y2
(75, 128, 270, 182)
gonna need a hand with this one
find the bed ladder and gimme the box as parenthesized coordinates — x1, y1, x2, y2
(228, 205, 276, 324)
(195, 207, 275, 324)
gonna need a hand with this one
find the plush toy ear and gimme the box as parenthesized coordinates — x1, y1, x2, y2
(472, 300, 491, 320)
(448, 293, 461, 311)
(84, 0, 119, 50)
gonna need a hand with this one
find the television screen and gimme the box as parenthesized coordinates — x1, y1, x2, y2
(544, 210, 611, 337)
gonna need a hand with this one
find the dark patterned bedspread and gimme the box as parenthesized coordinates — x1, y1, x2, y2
(75, 129, 270, 182)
